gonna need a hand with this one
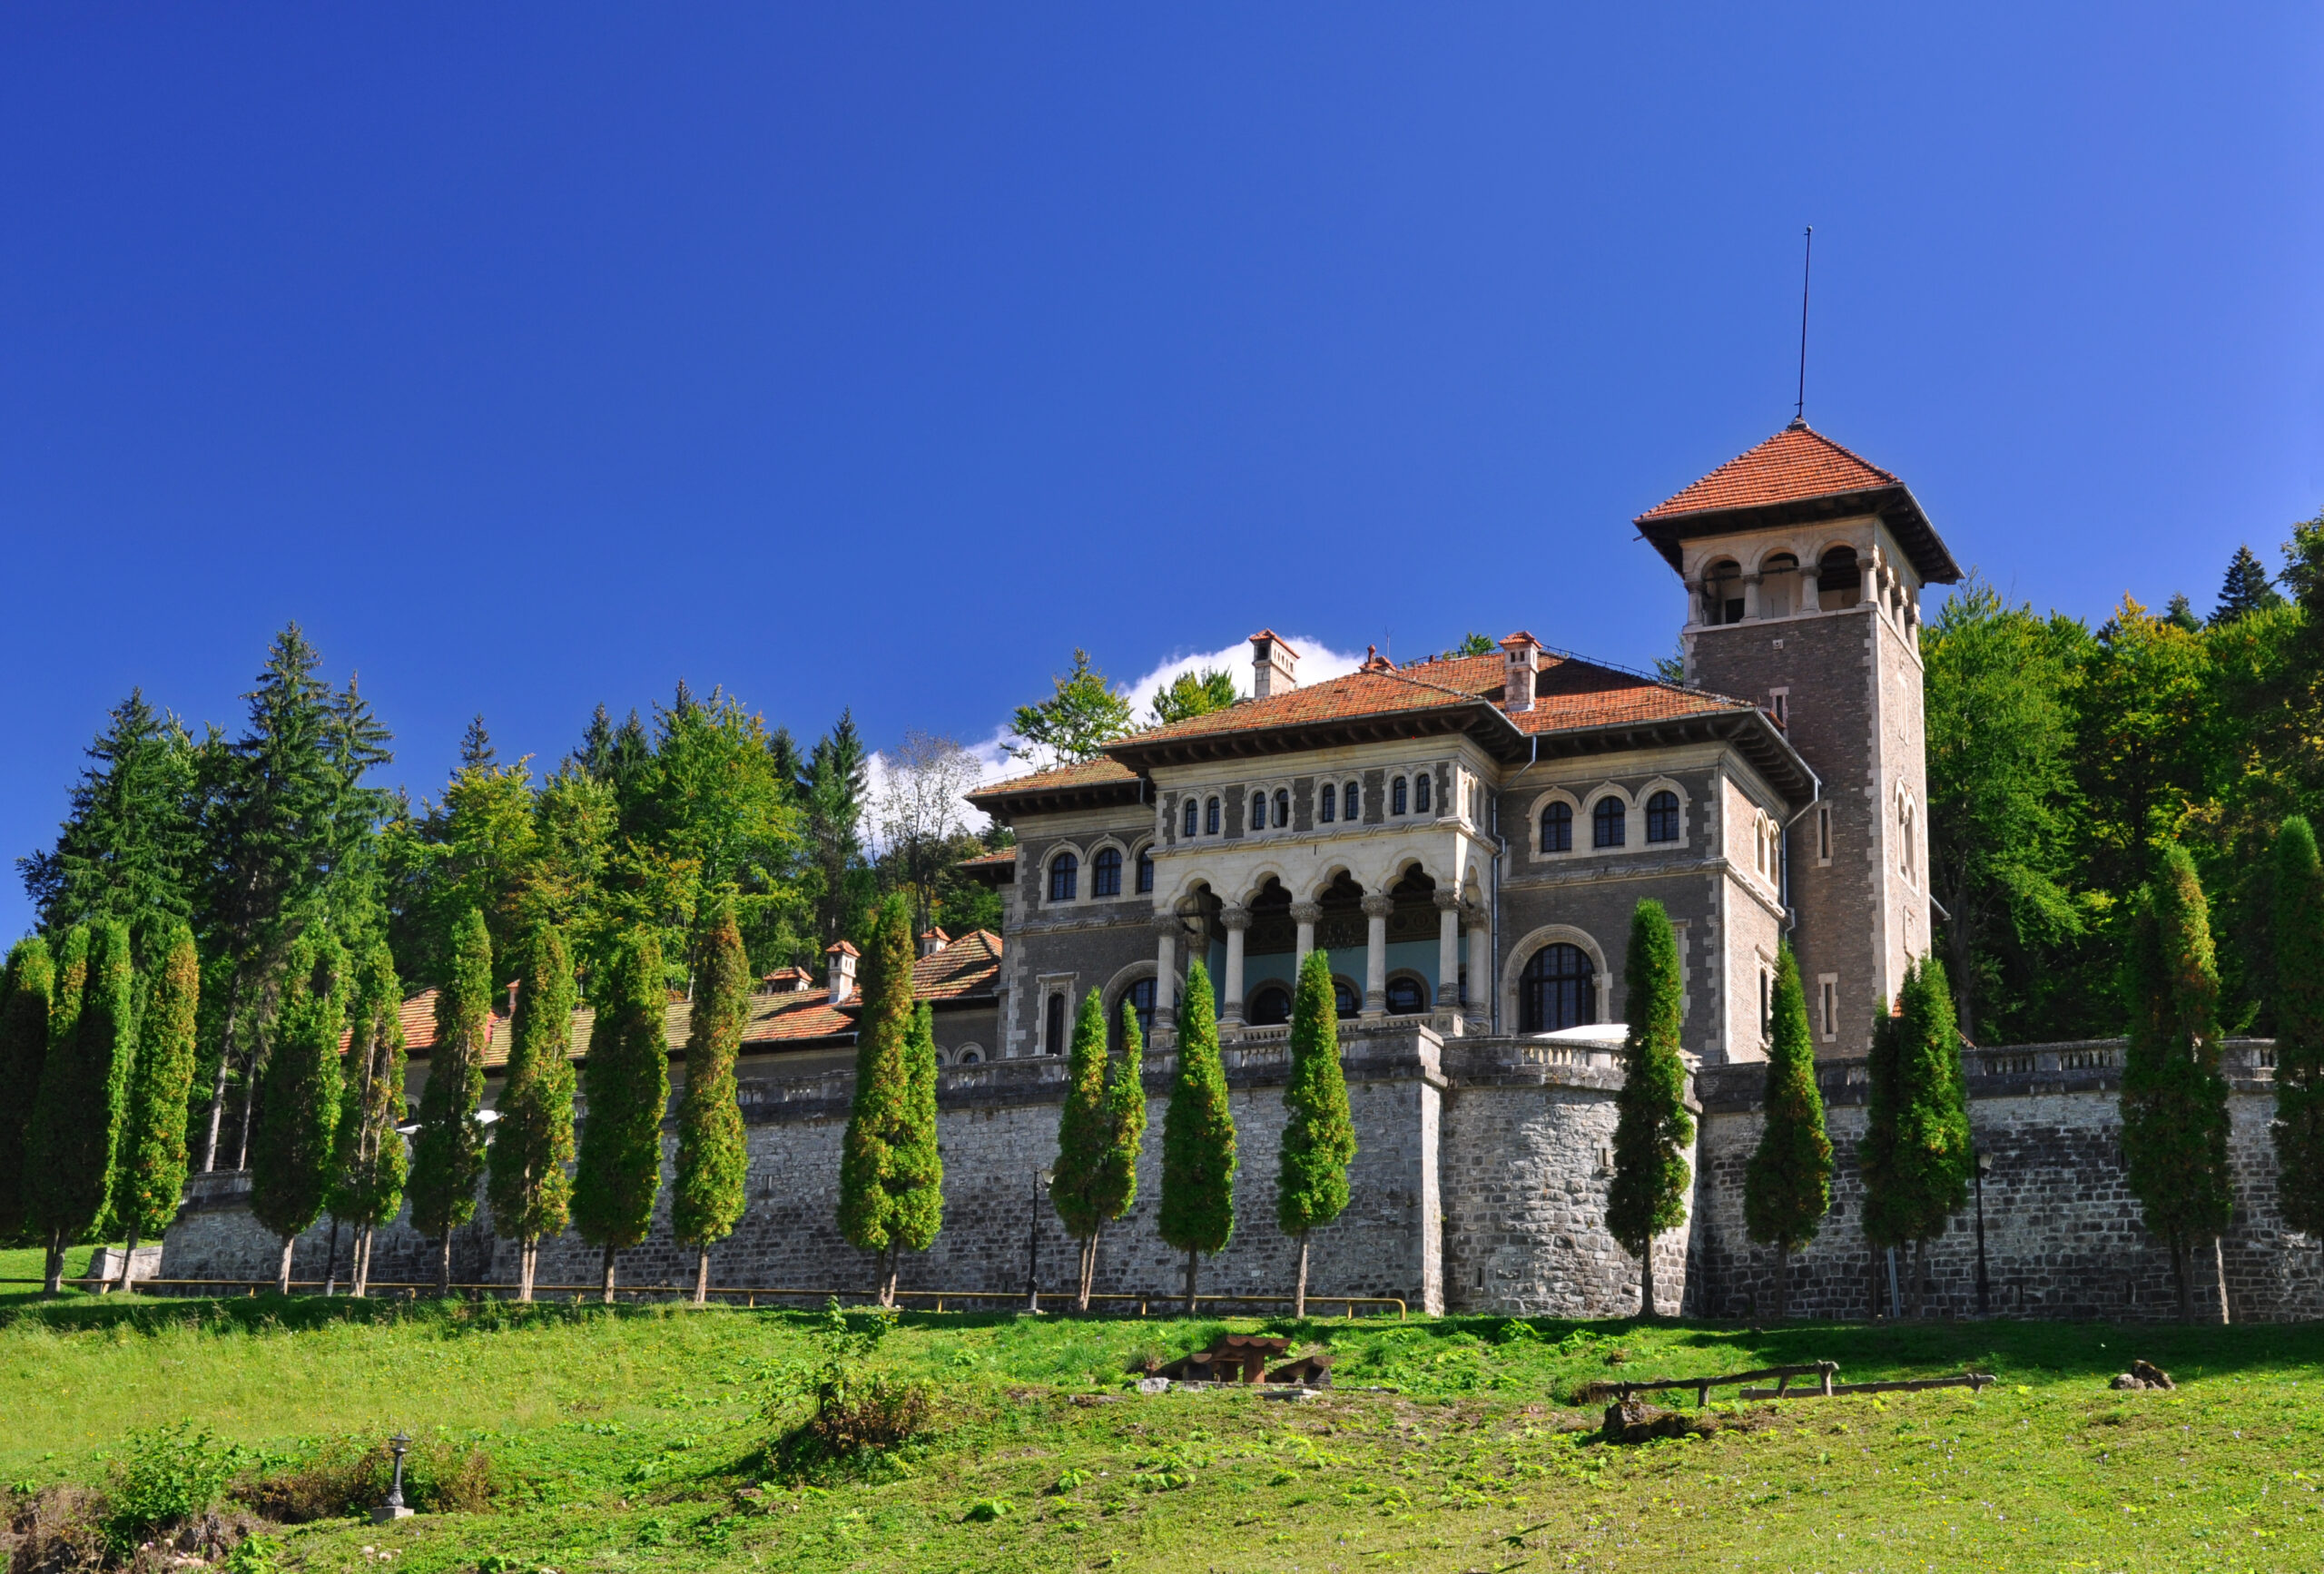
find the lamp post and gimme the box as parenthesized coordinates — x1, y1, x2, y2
(374, 1431, 413, 1522)
(1974, 1151, 1994, 1315)
(1026, 1166, 1055, 1313)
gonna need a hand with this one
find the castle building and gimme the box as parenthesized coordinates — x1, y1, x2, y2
(967, 420, 1960, 1065)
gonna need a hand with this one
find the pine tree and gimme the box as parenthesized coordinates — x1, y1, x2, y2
(331, 942, 409, 1297)
(2274, 817, 2324, 1246)
(0, 937, 54, 1244)
(487, 926, 576, 1303)
(26, 922, 133, 1295)
(802, 713, 872, 950)
(409, 909, 491, 1296)
(1860, 958, 1974, 1315)
(249, 935, 348, 1294)
(571, 928, 670, 1303)
(15, 691, 199, 944)
(1159, 959, 1236, 1313)
(837, 895, 921, 1303)
(2212, 544, 2286, 625)
(1606, 900, 1694, 1318)
(1051, 990, 1113, 1307)
(110, 920, 199, 1290)
(2122, 845, 2234, 1322)
(1278, 948, 1355, 1319)
(674, 902, 750, 1303)
(1743, 944, 1832, 1320)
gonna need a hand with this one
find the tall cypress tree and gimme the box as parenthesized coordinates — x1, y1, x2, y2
(2122, 845, 2234, 1322)
(1159, 959, 1236, 1314)
(674, 902, 750, 1303)
(1606, 900, 1693, 1318)
(1861, 958, 1974, 1316)
(572, 928, 670, 1303)
(1743, 944, 1832, 1320)
(409, 909, 491, 1296)
(26, 922, 133, 1295)
(1278, 948, 1356, 1320)
(837, 896, 919, 1304)
(1051, 989, 1113, 1309)
(250, 935, 347, 1294)
(0, 937, 55, 1244)
(890, 999, 944, 1264)
(2274, 817, 2324, 1247)
(488, 925, 577, 1303)
(331, 942, 409, 1297)
(1098, 1000, 1147, 1303)
(111, 920, 200, 1290)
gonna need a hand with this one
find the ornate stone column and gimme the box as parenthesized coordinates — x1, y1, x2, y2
(1290, 901, 1321, 971)
(1220, 904, 1250, 1026)
(1151, 912, 1180, 1018)
(1433, 890, 1462, 1016)
(1465, 903, 1491, 1021)
(1360, 892, 1393, 1018)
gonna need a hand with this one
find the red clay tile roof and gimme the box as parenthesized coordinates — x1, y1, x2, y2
(970, 756, 1137, 798)
(1639, 423, 1898, 521)
(958, 847, 1019, 869)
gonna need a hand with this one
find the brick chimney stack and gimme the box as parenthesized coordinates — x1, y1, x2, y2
(1249, 629, 1300, 700)
(825, 940, 860, 1006)
(1499, 631, 1542, 713)
(919, 928, 950, 959)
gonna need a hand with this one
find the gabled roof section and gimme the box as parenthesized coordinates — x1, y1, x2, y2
(1635, 422, 1962, 585)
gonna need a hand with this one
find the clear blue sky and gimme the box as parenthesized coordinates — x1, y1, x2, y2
(5, 5, 2320, 939)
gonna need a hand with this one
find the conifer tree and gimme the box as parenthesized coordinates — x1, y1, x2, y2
(1051, 989, 1113, 1307)
(488, 925, 577, 1302)
(1743, 944, 1832, 1320)
(1097, 1001, 1147, 1297)
(674, 902, 750, 1303)
(0, 937, 54, 1244)
(1159, 959, 1236, 1314)
(1278, 948, 1355, 1319)
(2273, 817, 2324, 1245)
(837, 895, 922, 1304)
(111, 920, 200, 1290)
(2212, 544, 2285, 625)
(409, 909, 491, 1296)
(1860, 958, 1974, 1315)
(891, 999, 944, 1262)
(331, 942, 409, 1297)
(250, 935, 348, 1294)
(17, 691, 199, 943)
(1606, 900, 1693, 1318)
(26, 923, 132, 1295)
(2122, 845, 2234, 1322)
(572, 928, 670, 1303)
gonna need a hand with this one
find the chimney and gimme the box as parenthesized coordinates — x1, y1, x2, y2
(1499, 631, 1542, 713)
(825, 940, 860, 1006)
(918, 927, 950, 959)
(504, 979, 519, 1018)
(1249, 629, 1300, 699)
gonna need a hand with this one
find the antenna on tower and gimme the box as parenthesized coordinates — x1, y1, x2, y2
(1792, 225, 1813, 428)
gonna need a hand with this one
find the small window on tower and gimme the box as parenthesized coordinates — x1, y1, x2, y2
(1251, 792, 1267, 830)
(1135, 847, 1154, 894)
(1205, 797, 1221, 836)
(1769, 687, 1789, 729)
(1414, 773, 1432, 813)
(1344, 781, 1361, 820)
(1818, 977, 1838, 1041)
(1184, 798, 1199, 838)
(1703, 559, 1745, 625)
(1816, 803, 1833, 865)
(1275, 788, 1290, 828)
(1391, 777, 1408, 815)
(1318, 784, 1335, 823)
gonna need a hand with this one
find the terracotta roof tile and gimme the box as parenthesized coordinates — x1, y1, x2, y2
(969, 757, 1138, 802)
(958, 847, 1019, 869)
(1639, 423, 1899, 521)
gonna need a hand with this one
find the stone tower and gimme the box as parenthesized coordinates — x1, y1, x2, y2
(1635, 422, 1962, 1055)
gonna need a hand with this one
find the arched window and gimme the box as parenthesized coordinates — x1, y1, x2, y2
(1414, 772, 1432, 813)
(1091, 846, 1122, 898)
(957, 1047, 981, 1066)
(1758, 553, 1798, 619)
(1344, 782, 1361, 821)
(1274, 789, 1290, 828)
(1384, 976, 1426, 1014)
(1049, 851, 1079, 901)
(1592, 797, 1626, 849)
(1318, 783, 1335, 824)
(1703, 559, 1744, 625)
(1818, 546, 1862, 610)
(1247, 983, 1293, 1027)
(1183, 798, 1199, 838)
(1205, 797, 1221, 836)
(1044, 991, 1066, 1055)
(1646, 791, 1679, 844)
(1392, 777, 1408, 815)
(1520, 943, 1597, 1033)
(1251, 792, 1267, 830)
(1541, 802, 1572, 853)
(1332, 978, 1361, 1017)
(1116, 978, 1157, 1050)
(1135, 846, 1154, 894)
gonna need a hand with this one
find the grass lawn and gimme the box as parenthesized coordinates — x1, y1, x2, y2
(5, 1287, 2322, 1572)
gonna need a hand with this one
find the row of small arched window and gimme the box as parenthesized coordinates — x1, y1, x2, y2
(1182, 772, 1435, 838)
(1540, 790, 1680, 853)
(1048, 844, 1157, 902)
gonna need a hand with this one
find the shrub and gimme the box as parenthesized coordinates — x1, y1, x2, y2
(761, 1303, 934, 1482)
(234, 1435, 498, 1522)
(104, 1422, 242, 1556)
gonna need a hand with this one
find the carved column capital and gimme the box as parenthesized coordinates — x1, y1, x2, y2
(1220, 905, 1252, 932)
(1361, 892, 1395, 920)
(1431, 888, 1463, 912)
(1289, 901, 1323, 925)
(1152, 912, 1187, 938)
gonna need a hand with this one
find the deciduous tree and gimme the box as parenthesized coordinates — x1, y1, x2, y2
(1278, 948, 1355, 1319)
(674, 902, 750, 1303)
(1159, 959, 1236, 1314)
(1607, 900, 1693, 1318)
(487, 926, 576, 1303)
(571, 928, 670, 1303)
(1005, 650, 1134, 766)
(112, 920, 200, 1290)
(250, 935, 347, 1294)
(409, 909, 491, 1295)
(1149, 668, 1237, 726)
(1743, 945, 1832, 1320)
